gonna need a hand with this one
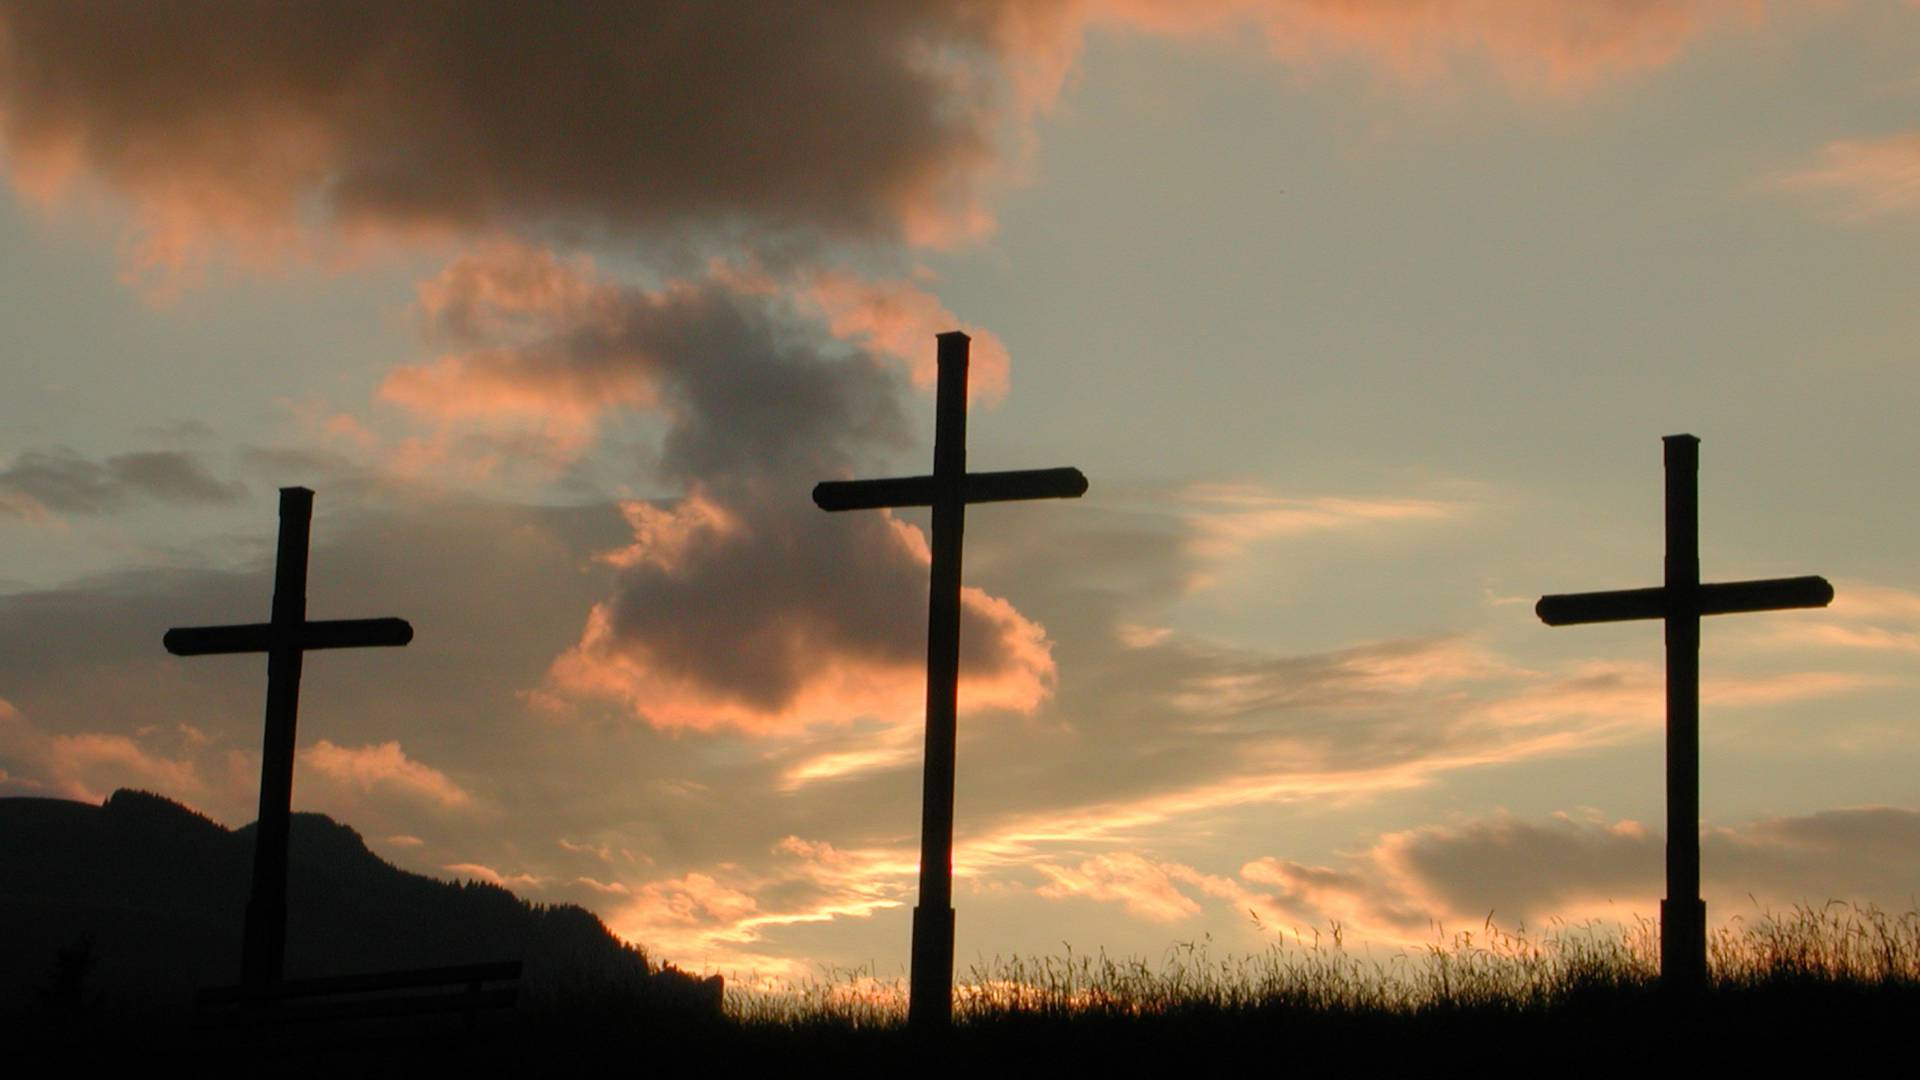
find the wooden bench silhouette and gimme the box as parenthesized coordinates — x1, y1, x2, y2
(195, 959, 522, 1029)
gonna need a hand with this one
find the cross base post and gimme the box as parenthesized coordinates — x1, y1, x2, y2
(241, 894, 287, 1009)
(1660, 897, 1707, 991)
(908, 905, 955, 1027)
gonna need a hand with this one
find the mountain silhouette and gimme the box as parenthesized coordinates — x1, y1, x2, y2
(0, 788, 719, 1015)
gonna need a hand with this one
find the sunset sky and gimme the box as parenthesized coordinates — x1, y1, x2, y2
(4, 2, 1920, 987)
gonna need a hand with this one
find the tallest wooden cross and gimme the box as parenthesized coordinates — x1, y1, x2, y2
(1535, 435, 1832, 990)
(814, 332, 1087, 1026)
(163, 488, 413, 1000)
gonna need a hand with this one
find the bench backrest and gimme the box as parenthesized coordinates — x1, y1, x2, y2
(196, 960, 522, 1026)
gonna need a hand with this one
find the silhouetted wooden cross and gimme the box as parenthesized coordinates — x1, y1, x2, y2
(163, 487, 412, 1001)
(814, 331, 1087, 1027)
(1535, 435, 1832, 990)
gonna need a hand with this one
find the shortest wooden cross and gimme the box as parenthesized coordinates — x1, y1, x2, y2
(814, 331, 1086, 1027)
(165, 487, 412, 1001)
(1536, 435, 1832, 990)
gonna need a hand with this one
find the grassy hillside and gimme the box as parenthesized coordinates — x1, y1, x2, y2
(10, 892, 1915, 1072)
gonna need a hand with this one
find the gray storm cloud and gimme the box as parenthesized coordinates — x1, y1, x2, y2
(0, 447, 243, 519)
(384, 249, 1058, 732)
(1369, 808, 1920, 930)
(0, 0, 1031, 257)
(0, 0, 1738, 272)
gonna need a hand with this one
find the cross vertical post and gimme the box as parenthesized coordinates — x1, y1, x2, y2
(163, 487, 413, 1004)
(247, 486, 313, 996)
(1535, 435, 1832, 991)
(913, 331, 968, 1026)
(1662, 435, 1706, 988)
(813, 331, 1088, 1026)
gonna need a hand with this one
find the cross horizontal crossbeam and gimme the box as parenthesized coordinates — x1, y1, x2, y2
(812, 467, 1088, 512)
(164, 617, 414, 656)
(1536, 575, 1833, 626)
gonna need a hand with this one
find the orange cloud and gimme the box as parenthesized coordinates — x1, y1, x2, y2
(304, 738, 473, 809)
(1035, 851, 1248, 922)
(1089, 0, 1770, 93)
(777, 733, 924, 793)
(1178, 483, 1461, 566)
(1027, 805, 1920, 949)
(713, 260, 1013, 405)
(0, 697, 203, 803)
(379, 245, 1064, 737)
(1776, 132, 1920, 219)
(443, 862, 544, 891)
(376, 246, 665, 467)
(550, 535, 1056, 736)
(1739, 581, 1920, 657)
(1348, 806, 1920, 938)
(792, 271, 1014, 405)
(597, 837, 925, 981)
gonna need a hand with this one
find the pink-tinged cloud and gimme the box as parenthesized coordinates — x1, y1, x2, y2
(789, 270, 1014, 405)
(603, 871, 773, 973)
(1776, 132, 1920, 219)
(1028, 806, 1920, 947)
(1089, 0, 1770, 93)
(383, 246, 918, 473)
(0, 697, 203, 803)
(715, 260, 1015, 403)
(387, 252, 1021, 483)
(603, 840, 918, 980)
(304, 738, 473, 809)
(0, 3, 1029, 271)
(1741, 581, 1920, 656)
(777, 730, 924, 792)
(1035, 851, 1247, 922)
(1238, 855, 1431, 936)
(1479, 661, 1881, 734)
(378, 246, 669, 466)
(443, 861, 544, 891)
(1178, 483, 1461, 564)
(387, 249, 1059, 735)
(942, 642, 1878, 894)
(1364, 806, 1920, 933)
(549, 494, 1056, 735)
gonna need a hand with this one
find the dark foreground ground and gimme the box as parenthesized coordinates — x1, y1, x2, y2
(9, 977, 1916, 1077)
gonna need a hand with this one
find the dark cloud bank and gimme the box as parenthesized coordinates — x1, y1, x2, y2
(0, 447, 242, 519)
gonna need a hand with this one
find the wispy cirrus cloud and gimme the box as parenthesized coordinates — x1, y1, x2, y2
(1733, 582, 1920, 658)
(1091, 0, 1771, 93)
(1035, 851, 1243, 923)
(603, 840, 916, 980)
(1774, 132, 1920, 220)
(1179, 483, 1461, 562)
